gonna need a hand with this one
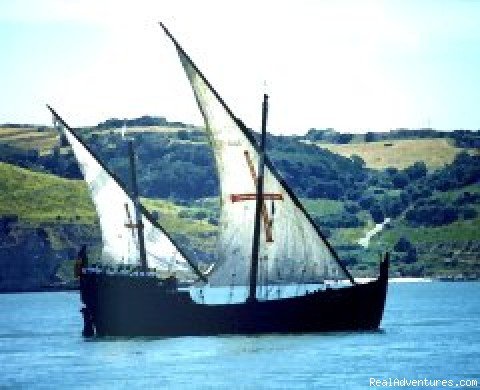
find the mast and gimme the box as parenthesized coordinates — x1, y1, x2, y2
(248, 94, 268, 302)
(128, 140, 148, 272)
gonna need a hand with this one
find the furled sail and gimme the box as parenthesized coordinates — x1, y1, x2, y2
(160, 23, 355, 289)
(48, 106, 204, 281)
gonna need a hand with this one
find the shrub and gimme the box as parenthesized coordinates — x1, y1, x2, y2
(381, 196, 406, 218)
(392, 172, 409, 189)
(403, 247, 418, 264)
(407, 185, 432, 201)
(0, 215, 18, 235)
(314, 212, 363, 228)
(405, 205, 458, 226)
(369, 204, 384, 223)
(178, 210, 189, 218)
(459, 207, 478, 220)
(404, 161, 427, 180)
(344, 201, 361, 214)
(193, 210, 208, 220)
(359, 196, 375, 210)
(386, 167, 398, 175)
(350, 155, 365, 168)
(365, 132, 376, 142)
(455, 192, 480, 206)
(394, 237, 413, 252)
(208, 216, 219, 226)
(342, 255, 358, 266)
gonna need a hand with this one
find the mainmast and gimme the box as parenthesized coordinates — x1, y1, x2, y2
(248, 94, 269, 302)
(128, 140, 148, 272)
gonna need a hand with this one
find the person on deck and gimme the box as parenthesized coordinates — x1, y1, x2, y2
(165, 273, 178, 291)
(75, 245, 88, 305)
(74, 245, 88, 279)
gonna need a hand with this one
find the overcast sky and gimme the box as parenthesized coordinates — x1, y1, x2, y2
(1, 0, 480, 134)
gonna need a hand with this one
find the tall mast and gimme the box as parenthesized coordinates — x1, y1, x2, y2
(248, 94, 269, 302)
(128, 140, 148, 272)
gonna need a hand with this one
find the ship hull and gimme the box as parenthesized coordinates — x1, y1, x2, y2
(80, 258, 389, 337)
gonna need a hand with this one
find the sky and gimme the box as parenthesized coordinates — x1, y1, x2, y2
(1, 0, 480, 134)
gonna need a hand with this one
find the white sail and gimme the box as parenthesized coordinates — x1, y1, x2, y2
(52, 116, 196, 278)
(170, 37, 352, 288)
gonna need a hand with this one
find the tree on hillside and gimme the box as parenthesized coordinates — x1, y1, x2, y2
(365, 132, 375, 142)
(404, 161, 427, 180)
(381, 195, 406, 218)
(405, 205, 458, 226)
(177, 130, 189, 140)
(369, 204, 384, 223)
(350, 155, 365, 169)
(403, 247, 418, 264)
(394, 237, 413, 252)
(59, 134, 69, 147)
(406, 184, 432, 201)
(428, 152, 480, 191)
(344, 201, 361, 214)
(392, 172, 409, 189)
(455, 191, 480, 206)
(334, 133, 354, 144)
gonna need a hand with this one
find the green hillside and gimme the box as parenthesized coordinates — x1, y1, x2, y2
(0, 162, 96, 223)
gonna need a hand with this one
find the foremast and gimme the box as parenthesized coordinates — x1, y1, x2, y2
(127, 140, 148, 271)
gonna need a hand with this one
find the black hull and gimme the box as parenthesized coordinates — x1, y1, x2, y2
(80, 257, 389, 337)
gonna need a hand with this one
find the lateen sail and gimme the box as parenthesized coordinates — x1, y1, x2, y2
(49, 107, 203, 280)
(160, 23, 355, 289)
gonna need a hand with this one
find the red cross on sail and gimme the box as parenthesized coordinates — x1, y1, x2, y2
(229, 150, 283, 242)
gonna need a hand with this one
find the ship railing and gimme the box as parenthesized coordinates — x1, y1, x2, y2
(82, 264, 161, 278)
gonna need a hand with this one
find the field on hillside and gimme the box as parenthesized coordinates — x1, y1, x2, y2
(308, 138, 475, 170)
(0, 128, 58, 153)
(91, 126, 199, 135)
(0, 125, 201, 154)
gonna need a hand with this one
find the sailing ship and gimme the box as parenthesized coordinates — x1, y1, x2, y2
(48, 23, 389, 337)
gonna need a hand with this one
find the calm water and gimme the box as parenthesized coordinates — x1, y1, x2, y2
(1, 283, 479, 389)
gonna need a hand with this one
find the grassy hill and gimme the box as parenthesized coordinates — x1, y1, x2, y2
(0, 162, 96, 223)
(1, 121, 479, 287)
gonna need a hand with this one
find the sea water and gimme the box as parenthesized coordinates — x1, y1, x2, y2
(1, 282, 479, 389)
